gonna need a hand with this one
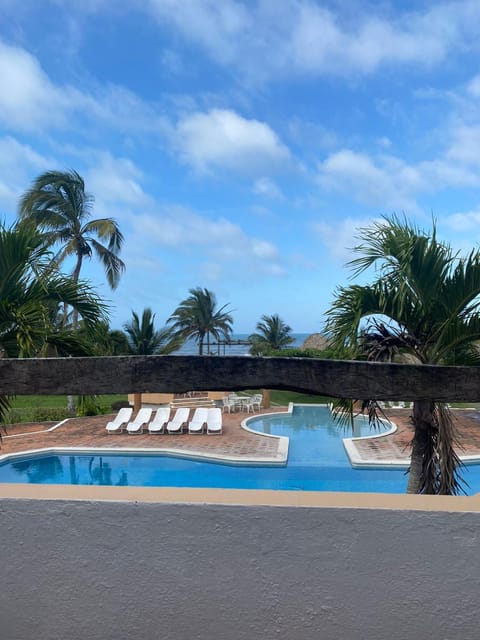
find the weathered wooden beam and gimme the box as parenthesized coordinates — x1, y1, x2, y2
(0, 356, 480, 401)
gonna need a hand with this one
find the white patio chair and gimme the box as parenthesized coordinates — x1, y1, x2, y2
(126, 408, 152, 434)
(222, 396, 236, 413)
(106, 407, 133, 434)
(252, 394, 263, 411)
(241, 397, 255, 413)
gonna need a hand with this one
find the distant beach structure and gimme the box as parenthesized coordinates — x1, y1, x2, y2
(300, 333, 329, 351)
(174, 333, 310, 356)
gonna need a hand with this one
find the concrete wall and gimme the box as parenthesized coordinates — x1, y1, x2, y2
(2, 497, 480, 640)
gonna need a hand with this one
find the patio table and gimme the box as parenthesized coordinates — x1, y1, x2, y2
(232, 396, 249, 411)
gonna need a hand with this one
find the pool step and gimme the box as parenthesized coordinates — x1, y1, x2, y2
(169, 398, 217, 409)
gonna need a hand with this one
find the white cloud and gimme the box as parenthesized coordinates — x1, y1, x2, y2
(145, 0, 480, 80)
(289, 5, 459, 75)
(0, 39, 77, 131)
(311, 216, 381, 263)
(317, 149, 423, 212)
(443, 209, 480, 232)
(129, 204, 285, 279)
(253, 177, 284, 200)
(466, 75, 480, 97)
(173, 109, 291, 174)
(0, 38, 168, 138)
(85, 153, 151, 208)
(0, 136, 52, 211)
(445, 124, 480, 167)
(147, 0, 250, 65)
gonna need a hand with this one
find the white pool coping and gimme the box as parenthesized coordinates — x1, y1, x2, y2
(342, 415, 410, 468)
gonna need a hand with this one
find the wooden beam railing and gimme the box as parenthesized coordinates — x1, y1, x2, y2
(0, 356, 479, 402)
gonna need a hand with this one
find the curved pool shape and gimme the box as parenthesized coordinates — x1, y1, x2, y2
(0, 405, 397, 492)
(1, 405, 479, 493)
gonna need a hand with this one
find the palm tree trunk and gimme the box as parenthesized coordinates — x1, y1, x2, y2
(67, 253, 83, 415)
(71, 253, 83, 330)
(407, 400, 434, 494)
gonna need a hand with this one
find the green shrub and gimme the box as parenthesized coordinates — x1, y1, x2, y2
(76, 395, 101, 417)
(267, 348, 328, 358)
(111, 399, 131, 411)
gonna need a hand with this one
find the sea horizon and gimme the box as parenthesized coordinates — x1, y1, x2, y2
(173, 332, 311, 356)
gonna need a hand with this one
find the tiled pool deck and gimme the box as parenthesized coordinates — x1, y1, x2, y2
(2, 406, 480, 466)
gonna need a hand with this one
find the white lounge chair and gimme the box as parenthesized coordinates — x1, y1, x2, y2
(106, 407, 133, 434)
(166, 407, 190, 434)
(188, 407, 209, 434)
(206, 407, 223, 435)
(126, 407, 152, 434)
(148, 407, 171, 434)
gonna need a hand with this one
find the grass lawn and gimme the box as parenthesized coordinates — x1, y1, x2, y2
(6, 395, 128, 424)
(244, 390, 331, 406)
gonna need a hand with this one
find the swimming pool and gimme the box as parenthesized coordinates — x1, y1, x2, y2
(1, 405, 479, 493)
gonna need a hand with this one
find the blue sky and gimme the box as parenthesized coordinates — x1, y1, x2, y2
(2, 1, 480, 333)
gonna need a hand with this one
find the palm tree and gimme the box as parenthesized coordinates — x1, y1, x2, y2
(124, 308, 181, 411)
(76, 321, 130, 356)
(325, 215, 480, 495)
(18, 169, 125, 328)
(124, 308, 179, 356)
(248, 314, 295, 355)
(0, 222, 106, 424)
(168, 288, 233, 355)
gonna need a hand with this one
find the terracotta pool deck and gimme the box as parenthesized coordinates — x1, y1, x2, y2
(2, 406, 480, 466)
(0, 408, 288, 463)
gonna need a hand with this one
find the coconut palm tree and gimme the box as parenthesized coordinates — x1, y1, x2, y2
(0, 222, 106, 424)
(168, 288, 233, 355)
(248, 314, 295, 355)
(18, 169, 125, 328)
(325, 215, 480, 495)
(124, 308, 181, 412)
(124, 308, 180, 356)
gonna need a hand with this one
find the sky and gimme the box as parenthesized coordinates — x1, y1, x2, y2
(2, 1, 480, 333)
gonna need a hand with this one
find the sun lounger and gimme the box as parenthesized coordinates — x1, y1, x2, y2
(126, 407, 152, 434)
(106, 407, 133, 434)
(166, 407, 190, 434)
(188, 407, 209, 434)
(206, 407, 223, 435)
(148, 407, 171, 434)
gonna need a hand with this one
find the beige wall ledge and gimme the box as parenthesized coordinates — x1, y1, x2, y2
(1, 482, 480, 512)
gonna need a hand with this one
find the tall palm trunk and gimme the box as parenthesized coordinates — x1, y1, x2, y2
(407, 400, 433, 493)
(407, 401, 460, 494)
(66, 253, 84, 415)
(70, 253, 83, 330)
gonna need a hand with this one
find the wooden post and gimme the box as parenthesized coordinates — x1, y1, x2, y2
(133, 392, 142, 414)
(262, 389, 270, 409)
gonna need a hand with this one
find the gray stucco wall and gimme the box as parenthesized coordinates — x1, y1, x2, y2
(2, 499, 480, 640)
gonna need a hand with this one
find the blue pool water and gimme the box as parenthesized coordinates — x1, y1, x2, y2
(0, 405, 401, 492)
(1, 405, 479, 493)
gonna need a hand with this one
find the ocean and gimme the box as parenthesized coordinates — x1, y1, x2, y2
(173, 333, 310, 356)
